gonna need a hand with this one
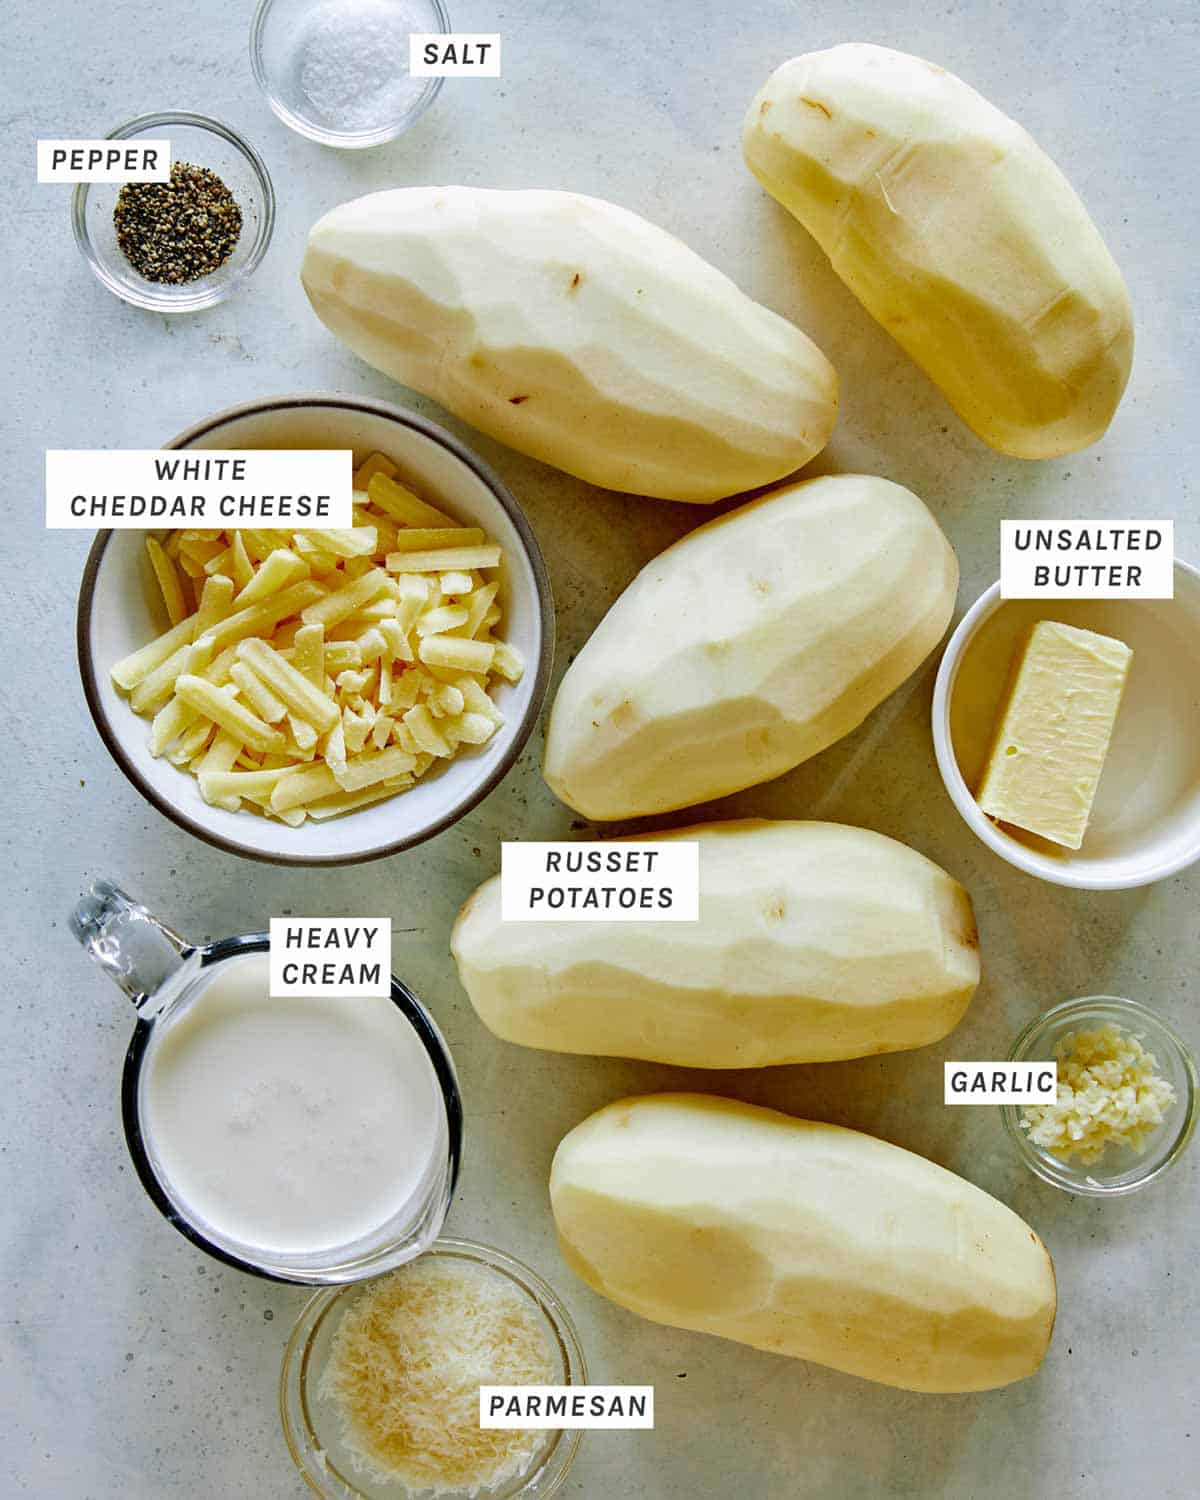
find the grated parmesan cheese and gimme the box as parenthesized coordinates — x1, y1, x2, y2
(1020, 1023, 1176, 1165)
(321, 1256, 558, 1496)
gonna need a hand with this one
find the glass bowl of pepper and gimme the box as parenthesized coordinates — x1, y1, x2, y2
(72, 111, 275, 313)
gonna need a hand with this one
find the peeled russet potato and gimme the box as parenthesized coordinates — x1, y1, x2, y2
(301, 187, 838, 502)
(542, 473, 957, 819)
(452, 820, 979, 1067)
(743, 43, 1133, 458)
(551, 1094, 1057, 1393)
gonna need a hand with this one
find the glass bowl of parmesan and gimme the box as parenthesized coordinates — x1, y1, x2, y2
(1003, 996, 1197, 1197)
(281, 1238, 586, 1498)
(251, 0, 450, 148)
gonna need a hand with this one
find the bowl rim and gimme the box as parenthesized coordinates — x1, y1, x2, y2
(280, 1235, 588, 1499)
(71, 110, 276, 312)
(931, 561, 1200, 890)
(76, 392, 555, 867)
(249, 0, 450, 149)
(1000, 994, 1198, 1197)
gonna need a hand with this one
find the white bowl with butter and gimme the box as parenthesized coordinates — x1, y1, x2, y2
(932, 563, 1200, 888)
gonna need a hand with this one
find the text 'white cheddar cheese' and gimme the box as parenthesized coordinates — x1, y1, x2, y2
(977, 620, 1131, 849)
(543, 473, 958, 819)
(453, 821, 979, 1067)
(301, 187, 838, 502)
(551, 1094, 1057, 1393)
(743, 44, 1133, 458)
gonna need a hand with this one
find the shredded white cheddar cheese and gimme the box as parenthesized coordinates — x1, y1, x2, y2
(1020, 1022, 1177, 1165)
(321, 1257, 557, 1496)
(111, 452, 524, 826)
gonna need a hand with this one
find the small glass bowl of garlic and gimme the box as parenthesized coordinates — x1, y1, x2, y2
(1003, 996, 1197, 1196)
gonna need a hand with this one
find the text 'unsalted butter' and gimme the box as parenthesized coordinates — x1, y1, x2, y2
(1000, 519, 1173, 598)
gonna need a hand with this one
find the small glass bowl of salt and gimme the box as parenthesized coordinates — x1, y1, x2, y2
(251, 0, 449, 148)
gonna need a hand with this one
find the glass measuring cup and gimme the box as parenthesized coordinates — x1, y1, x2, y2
(70, 880, 462, 1284)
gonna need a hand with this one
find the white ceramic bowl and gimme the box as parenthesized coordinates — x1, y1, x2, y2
(932, 563, 1200, 888)
(77, 395, 553, 866)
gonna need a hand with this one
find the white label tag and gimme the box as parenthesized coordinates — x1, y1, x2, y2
(37, 138, 171, 183)
(480, 1386, 654, 1430)
(45, 450, 354, 528)
(1000, 519, 1173, 599)
(269, 918, 391, 997)
(410, 33, 502, 76)
(500, 842, 699, 922)
(944, 1062, 1057, 1105)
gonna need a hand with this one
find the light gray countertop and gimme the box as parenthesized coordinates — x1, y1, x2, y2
(1, 1, 1196, 1496)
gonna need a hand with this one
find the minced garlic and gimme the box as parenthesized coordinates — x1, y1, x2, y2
(1020, 1022, 1176, 1165)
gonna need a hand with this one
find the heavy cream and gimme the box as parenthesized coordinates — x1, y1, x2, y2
(143, 953, 442, 1255)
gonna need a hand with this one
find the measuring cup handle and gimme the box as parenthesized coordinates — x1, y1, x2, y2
(69, 880, 193, 1012)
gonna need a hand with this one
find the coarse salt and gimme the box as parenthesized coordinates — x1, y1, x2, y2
(297, 0, 425, 132)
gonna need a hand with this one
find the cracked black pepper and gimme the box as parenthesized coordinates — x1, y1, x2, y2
(113, 162, 243, 285)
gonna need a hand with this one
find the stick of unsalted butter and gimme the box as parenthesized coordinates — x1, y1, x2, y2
(977, 620, 1132, 850)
